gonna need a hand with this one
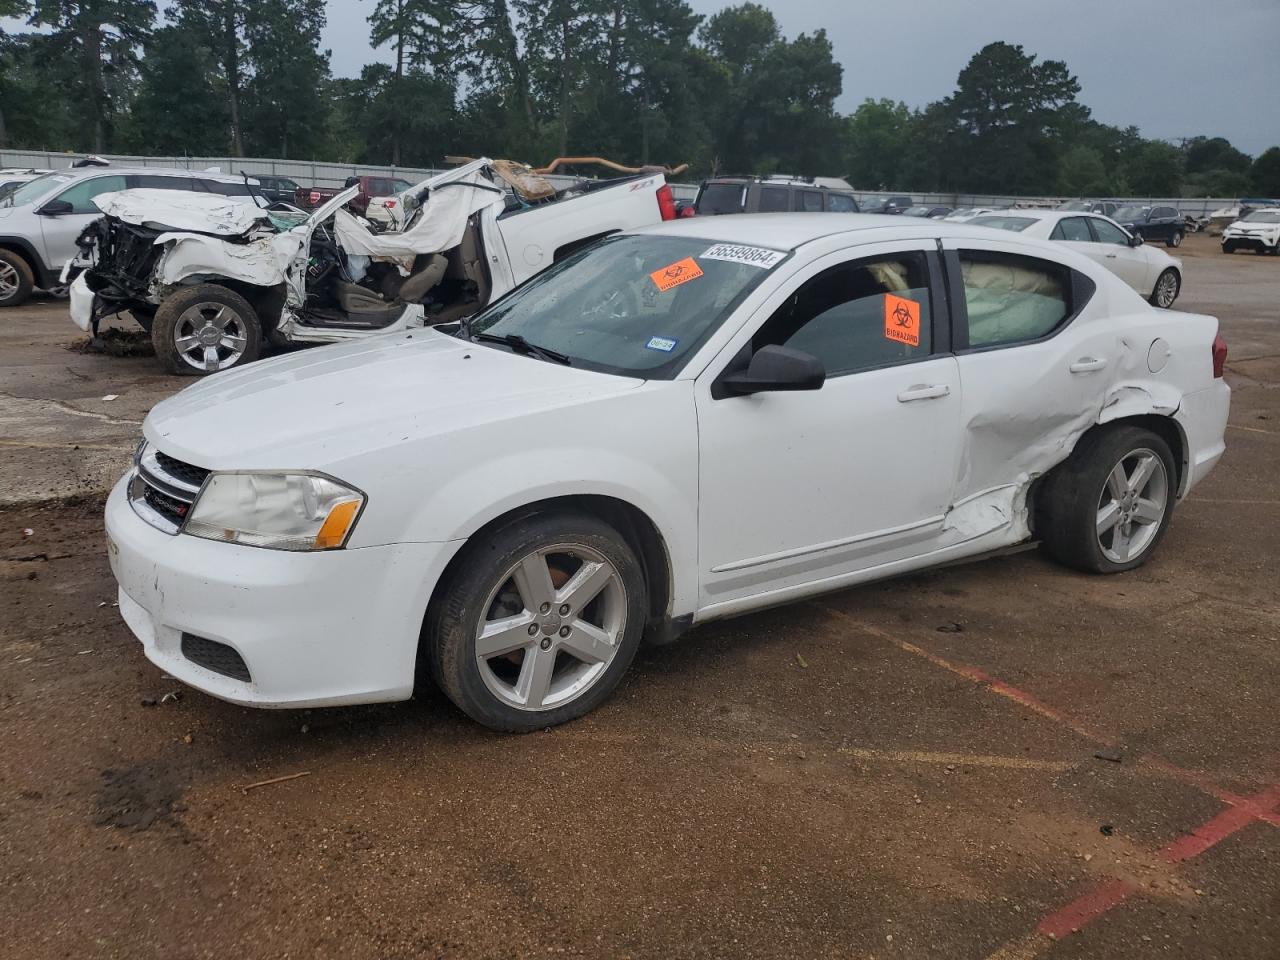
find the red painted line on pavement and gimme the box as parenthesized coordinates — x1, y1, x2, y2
(1037, 878, 1135, 940)
(1032, 783, 1280, 940)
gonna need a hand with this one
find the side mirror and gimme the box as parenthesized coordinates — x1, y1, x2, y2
(38, 199, 74, 216)
(718, 344, 826, 397)
(1129, 233, 1144, 247)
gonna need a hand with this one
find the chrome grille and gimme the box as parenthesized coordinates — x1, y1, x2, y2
(128, 445, 209, 534)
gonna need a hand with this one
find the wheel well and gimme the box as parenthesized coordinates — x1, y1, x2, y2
(204, 279, 286, 332)
(428, 495, 673, 633)
(1030, 414, 1187, 535)
(0, 242, 42, 285)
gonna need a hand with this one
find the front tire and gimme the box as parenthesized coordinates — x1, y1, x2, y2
(1037, 426, 1176, 574)
(0, 249, 35, 308)
(152, 284, 262, 375)
(425, 511, 648, 731)
(1222, 241, 1236, 254)
(1148, 268, 1181, 309)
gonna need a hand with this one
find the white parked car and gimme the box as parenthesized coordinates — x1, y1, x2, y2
(968, 210, 1184, 308)
(943, 207, 999, 223)
(1220, 208, 1280, 255)
(105, 215, 1230, 731)
(69, 158, 678, 374)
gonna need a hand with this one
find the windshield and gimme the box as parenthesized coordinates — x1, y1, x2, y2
(467, 234, 785, 378)
(1243, 210, 1280, 223)
(1059, 200, 1092, 211)
(971, 215, 1037, 232)
(902, 206, 930, 216)
(0, 172, 70, 208)
(1115, 205, 1149, 221)
(860, 198, 887, 212)
(695, 182, 746, 215)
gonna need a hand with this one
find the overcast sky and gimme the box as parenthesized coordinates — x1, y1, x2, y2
(321, 0, 1280, 156)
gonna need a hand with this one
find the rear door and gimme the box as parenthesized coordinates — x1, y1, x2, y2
(942, 238, 1117, 534)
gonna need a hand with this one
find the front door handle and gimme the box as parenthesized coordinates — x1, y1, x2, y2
(1104, 253, 1118, 259)
(1069, 357, 1108, 373)
(897, 383, 951, 402)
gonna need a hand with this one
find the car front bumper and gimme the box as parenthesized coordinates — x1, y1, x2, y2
(105, 473, 462, 708)
(1222, 234, 1279, 251)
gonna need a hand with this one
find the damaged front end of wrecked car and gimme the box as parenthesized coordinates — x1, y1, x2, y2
(67, 159, 507, 372)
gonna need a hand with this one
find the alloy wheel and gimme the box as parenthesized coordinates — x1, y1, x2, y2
(1096, 447, 1169, 564)
(474, 543, 627, 712)
(173, 302, 250, 372)
(1155, 271, 1179, 308)
(0, 261, 18, 300)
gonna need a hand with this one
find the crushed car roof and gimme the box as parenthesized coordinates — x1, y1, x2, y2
(93, 189, 272, 235)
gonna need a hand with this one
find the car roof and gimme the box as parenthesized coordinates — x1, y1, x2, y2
(633, 212, 1051, 251)
(35, 166, 254, 184)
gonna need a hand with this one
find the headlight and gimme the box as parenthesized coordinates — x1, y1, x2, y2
(184, 472, 365, 551)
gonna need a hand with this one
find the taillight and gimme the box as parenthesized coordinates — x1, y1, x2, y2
(1212, 334, 1227, 378)
(656, 184, 677, 221)
(384, 200, 397, 208)
(309, 190, 321, 205)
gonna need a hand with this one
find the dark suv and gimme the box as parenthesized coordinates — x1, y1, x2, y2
(253, 175, 302, 205)
(1114, 204, 1185, 247)
(694, 177, 859, 216)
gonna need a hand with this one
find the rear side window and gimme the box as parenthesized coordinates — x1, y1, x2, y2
(132, 175, 196, 191)
(827, 194, 858, 212)
(753, 251, 933, 376)
(200, 179, 254, 196)
(958, 251, 1072, 349)
(696, 182, 745, 215)
(1050, 217, 1093, 242)
(1153, 206, 1179, 219)
(758, 187, 789, 212)
(795, 191, 823, 212)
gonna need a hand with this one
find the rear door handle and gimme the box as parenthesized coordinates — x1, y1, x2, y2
(1104, 253, 1118, 259)
(897, 383, 951, 402)
(1069, 357, 1108, 373)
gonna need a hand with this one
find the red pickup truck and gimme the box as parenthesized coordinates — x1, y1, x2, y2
(294, 174, 415, 215)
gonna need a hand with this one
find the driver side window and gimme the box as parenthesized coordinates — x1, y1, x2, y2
(752, 252, 934, 377)
(53, 175, 127, 214)
(1089, 218, 1130, 246)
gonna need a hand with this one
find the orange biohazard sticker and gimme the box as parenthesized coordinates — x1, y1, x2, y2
(884, 294, 921, 347)
(650, 257, 704, 292)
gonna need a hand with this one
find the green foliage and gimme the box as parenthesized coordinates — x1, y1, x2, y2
(0, 2, 1276, 201)
(1251, 147, 1280, 197)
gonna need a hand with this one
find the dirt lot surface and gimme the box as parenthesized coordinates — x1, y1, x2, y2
(1, 234, 1277, 959)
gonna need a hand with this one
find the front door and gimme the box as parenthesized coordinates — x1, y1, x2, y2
(36, 174, 127, 273)
(1085, 216, 1152, 293)
(695, 242, 963, 612)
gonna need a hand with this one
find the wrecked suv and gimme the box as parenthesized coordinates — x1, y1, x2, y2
(69, 159, 679, 374)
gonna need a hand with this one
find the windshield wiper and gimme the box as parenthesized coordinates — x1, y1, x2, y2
(472, 331, 572, 365)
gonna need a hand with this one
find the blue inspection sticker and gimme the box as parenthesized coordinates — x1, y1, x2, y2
(646, 336, 679, 353)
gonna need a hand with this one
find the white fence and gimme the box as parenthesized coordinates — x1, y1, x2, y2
(1, 150, 1243, 214)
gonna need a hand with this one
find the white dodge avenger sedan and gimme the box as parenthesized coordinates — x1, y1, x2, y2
(106, 215, 1230, 731)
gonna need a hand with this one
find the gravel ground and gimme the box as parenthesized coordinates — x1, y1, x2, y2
(0, 233, 1276, 959)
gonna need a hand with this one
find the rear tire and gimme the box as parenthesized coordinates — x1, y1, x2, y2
(1148, 268, 1180, 309)
(152, 284, 262, 375)
(0, 249, 35, 308)
(425, 511, 648, 732)
(1167, 230, 1183, 248)
(1037, 426, 1176, 574)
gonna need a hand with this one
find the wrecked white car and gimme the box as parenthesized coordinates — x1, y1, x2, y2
(69, 159, 679, 374)
(106, 215, 1228, 730)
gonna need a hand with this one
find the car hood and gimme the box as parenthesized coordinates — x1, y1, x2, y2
(1226, 219, 1279, 231)
(145, 329, 644, 470)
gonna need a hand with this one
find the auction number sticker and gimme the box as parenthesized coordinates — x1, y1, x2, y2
(883, 294, 921, 347)
(700, 243, 786, 269)
(650, 257, 704, 292)
(646, 336, 679, 353)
